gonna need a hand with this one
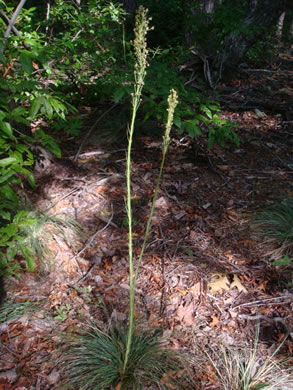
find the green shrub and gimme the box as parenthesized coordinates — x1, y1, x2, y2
(111, 50, 239, 148)
(0, 2, 71, 275)
(143, 55, 239, 148)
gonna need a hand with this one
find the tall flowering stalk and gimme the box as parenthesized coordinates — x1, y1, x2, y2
(123, 5, 178, 376)
(123, 5, 151, 374)
(63, 7, 182, 390)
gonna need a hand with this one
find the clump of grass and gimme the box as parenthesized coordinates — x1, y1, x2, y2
(20, 210, 81, 261)
(0, 300, 42, 323)
(62, 324, 185, 390)
(1, 205, 81, 276)
(252, 197, 293, 259)
(192, 332, 293, 390)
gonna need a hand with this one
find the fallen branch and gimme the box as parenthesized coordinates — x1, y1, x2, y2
(73, 103, 119, 162)
(238, 313, 293, 338)
(233, 294, 293, 309)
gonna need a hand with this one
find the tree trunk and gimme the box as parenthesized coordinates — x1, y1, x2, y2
(276, 11, 286, 38)
(283, 10, 293, 41)
(203, 0, 215, 14)
(0, 275, 6, 306)
(212, 0, 288, 74)
(120, 0, 136, 14)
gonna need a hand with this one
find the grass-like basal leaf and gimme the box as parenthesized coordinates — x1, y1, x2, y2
(20, 211, 81, 261)
(0, 300, 42, 323)
(63, 325, 184, 390)
(253, 197, 293, 258)
(192, 330, 293, 390)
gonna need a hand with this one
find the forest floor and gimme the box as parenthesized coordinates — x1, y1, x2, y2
(0, 53, 293, 389)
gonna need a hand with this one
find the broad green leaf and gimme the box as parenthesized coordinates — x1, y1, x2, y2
(23, 253, 35, 271)
(20, 50, 34, 74)
(29, 97, 42, 117)
(12, 151, 23, 164)
(0, 236, 9, 246)
(0, 121, 13, 137)
(12, 166, 31, 176)
(6, 246, 18, 261)
(113, 87, 126, 103)
(27, 174, 36, 187)
(0, 210, 11, 221)
(0, 185, 18, 202)
(173, 117, 182, 128)
(49, 98, 67, 119)
(10, 107, 27, 117)
(207, 104, 220, 111)
(184, 121, 202, 138)
(0, 171, 15, 184)
(197, 114, 209, 123)
(0, 111, 6, 121)
(2, 223, 18, 237)
(43, 98, 53, 118)
(0, 255, 8, 268)
(47, 142, 61, 158)
(0, 157, 17, 166)
(17, 218, 37, 228)
(15, 144, 29, 153)
(200, 105, 212, 119)
(13, 210, 28, 222)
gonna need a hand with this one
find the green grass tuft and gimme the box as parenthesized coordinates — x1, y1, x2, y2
(253, 197, 293, 258)
(0, 300, 42, 323)
(20, 210, 81, 261)
(63, 325, 185, 390)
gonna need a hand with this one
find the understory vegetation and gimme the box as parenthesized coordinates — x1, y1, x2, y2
(0, 0, 292, 389)
(192, 329, 293, 390)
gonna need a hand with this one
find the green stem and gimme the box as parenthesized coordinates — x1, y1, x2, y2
(122, 23, 127, 65)
(123, 98, 138, 374)
(134, 144, 167, 284)
(123, 7, 149, 374)
(134, 89, 178, 285)
(122, 10, 178, 380)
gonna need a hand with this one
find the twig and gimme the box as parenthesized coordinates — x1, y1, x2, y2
(10, 295, 47, 300)
(261, 140, 293, 171)
(1, 0, 27, 54)
(70, 149, 126, 159)
(0, 342, 18, 357)
(241, 68, 286, 73)
(72, 29, 83, 42)
(44, 186, 82, 212)
(71, 206, 114, 261)
(238, 313, 293, 337)
(0, 10, 30, 49)
(73, 103, 119, 162)
(68, 207, 114, 280)
(233, 294, 293, 310)
(69, 263, 96, 288)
